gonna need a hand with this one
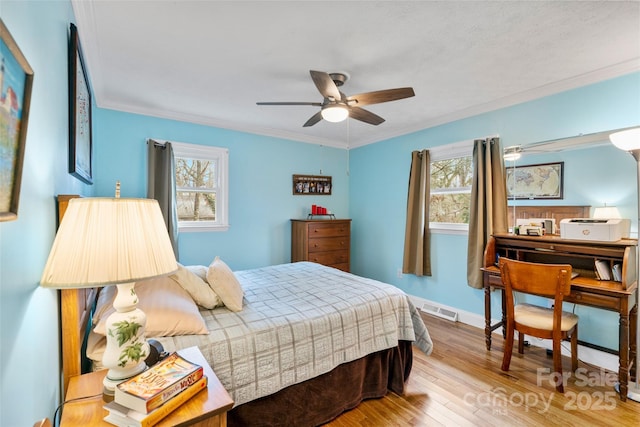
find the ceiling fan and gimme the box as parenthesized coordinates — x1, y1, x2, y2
(256, 70, 415, 127)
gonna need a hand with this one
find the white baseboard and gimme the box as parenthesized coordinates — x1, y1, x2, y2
(409, 295, 619, 373)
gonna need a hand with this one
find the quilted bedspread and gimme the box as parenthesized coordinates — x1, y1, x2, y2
(156, 262, 433, 407)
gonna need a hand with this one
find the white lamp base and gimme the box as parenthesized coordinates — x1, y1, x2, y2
(101, 282, 150, 397)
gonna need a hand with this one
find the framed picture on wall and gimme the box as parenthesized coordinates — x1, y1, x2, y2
(68, 23, 93, 184)
(293, 174, 332, 195)
(0, 19, 34, 222)
(506, 161, 564, 200)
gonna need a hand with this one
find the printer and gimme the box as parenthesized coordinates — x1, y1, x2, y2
(559, 218, 631, 241)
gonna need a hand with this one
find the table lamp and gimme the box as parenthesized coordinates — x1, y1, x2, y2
(592, 204, 621, 219)
(609, 126, 640, 402)
(40, 190, 178, 397)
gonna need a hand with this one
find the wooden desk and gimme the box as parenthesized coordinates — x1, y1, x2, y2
(482, 233, 638, 401)
(60, 346, 234, 426)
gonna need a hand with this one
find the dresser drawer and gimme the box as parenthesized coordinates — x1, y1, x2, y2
(308, 236, 349, 252)
(308, 251, 349, 266)
(308, 222, 349, 237)
(331, 263, 350, 272)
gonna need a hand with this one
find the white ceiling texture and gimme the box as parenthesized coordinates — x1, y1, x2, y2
(72, 1, 640, 149)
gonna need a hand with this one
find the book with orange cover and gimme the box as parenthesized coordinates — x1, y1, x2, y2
(114, 352, 203, 413)
(105, 375, 208, 427)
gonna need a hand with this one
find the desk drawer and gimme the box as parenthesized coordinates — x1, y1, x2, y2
(486, 274, 503, 287)
(569, 291, 620, 311)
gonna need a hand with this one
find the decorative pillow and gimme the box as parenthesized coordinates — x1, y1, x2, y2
(206, 256, 244, 312)
(170, 264, 222, 309)
(86, 330, 107, 364)
(185, 265, 208, 281)
(92, 275, 208, 337)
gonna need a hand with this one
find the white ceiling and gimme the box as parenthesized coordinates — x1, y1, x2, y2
(72, 1, 640, 149)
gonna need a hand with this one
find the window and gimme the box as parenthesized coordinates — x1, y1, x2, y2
(429, 140, 474, 233)
(171, 142, 229, 232)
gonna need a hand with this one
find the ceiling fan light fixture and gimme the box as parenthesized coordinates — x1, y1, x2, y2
(321, 105, 349, 123)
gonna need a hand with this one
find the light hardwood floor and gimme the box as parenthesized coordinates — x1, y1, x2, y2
(326, 314, 640, 426)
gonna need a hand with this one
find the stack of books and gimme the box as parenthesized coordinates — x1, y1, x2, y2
(104, 352, 207, 427)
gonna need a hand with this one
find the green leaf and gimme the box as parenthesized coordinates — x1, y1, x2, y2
(111, 320, 142, 347)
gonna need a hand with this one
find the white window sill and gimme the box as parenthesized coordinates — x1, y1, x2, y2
(178, 224, 230, 233)
(429, 223, 469, 235)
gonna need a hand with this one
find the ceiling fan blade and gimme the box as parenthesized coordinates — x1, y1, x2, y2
(303, 111, 323, 127)
(257, 102, 322, 106)
(310, 70, 341, 101)
(347, 87, 415, 107)
(349, 107, 385, 125)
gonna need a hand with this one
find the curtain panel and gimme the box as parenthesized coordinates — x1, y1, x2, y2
(147, 139, 179, 259)
(466, 137, 508, 289)
(403, 149, 432, 276)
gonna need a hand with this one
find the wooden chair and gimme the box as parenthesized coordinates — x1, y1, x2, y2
(33, 419, 52, 427)
(499, 258, 579, 393)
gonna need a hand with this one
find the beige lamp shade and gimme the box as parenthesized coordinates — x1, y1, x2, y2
(593, 205, 622, 219)
(40, 197, 178, 288)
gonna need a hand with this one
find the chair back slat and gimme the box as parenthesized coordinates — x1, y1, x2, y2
(499, 258, 572, 298)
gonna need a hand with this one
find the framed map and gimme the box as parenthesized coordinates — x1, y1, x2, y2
(506, 162, 563, 200)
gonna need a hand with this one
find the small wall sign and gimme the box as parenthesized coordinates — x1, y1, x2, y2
(293, 174, 332, 195)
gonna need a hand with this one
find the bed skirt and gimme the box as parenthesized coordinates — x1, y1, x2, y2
(228, 341, 413, 427)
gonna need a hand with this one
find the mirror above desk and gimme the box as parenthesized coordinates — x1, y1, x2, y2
(503, 126, 640, 238)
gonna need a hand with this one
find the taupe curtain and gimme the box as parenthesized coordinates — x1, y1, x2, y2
(403, 149, 432, 276)
(466, 137, 508, 288)
(147, 139, 179, 259)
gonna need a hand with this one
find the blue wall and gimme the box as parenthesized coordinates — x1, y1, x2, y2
(349, 73, 640, 350)
(0, 2, 93, 426)
(93, 109, 350, 270)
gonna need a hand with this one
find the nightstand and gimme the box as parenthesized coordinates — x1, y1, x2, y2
(60, 346, 234, 426)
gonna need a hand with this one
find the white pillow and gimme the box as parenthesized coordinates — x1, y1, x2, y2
(206, 256, 244, 312)
(92, 275, 208, 337)
(185, 265, 208, 281)
(170, 264, 222, 309)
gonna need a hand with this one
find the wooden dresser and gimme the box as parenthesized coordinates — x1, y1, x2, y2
(291, 219, 351, 272)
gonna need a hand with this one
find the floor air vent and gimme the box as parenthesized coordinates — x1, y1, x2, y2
(421, 303, 458, 322)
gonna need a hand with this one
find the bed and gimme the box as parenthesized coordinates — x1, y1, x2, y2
(59, 201, 433, 427)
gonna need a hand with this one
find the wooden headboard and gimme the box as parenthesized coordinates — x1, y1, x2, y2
(58, 195, 100, 395)
(507, 205, 591, 233)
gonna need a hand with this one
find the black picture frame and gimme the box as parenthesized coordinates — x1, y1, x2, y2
(506, 161, 564, 200)
(0, 19, 34, 222)
(292, 174, 332, 195)
(68, 23, 93, 184)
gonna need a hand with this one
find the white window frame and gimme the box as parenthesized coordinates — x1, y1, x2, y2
(429, 139, 474, 235)
(171, 141, 229, 232)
